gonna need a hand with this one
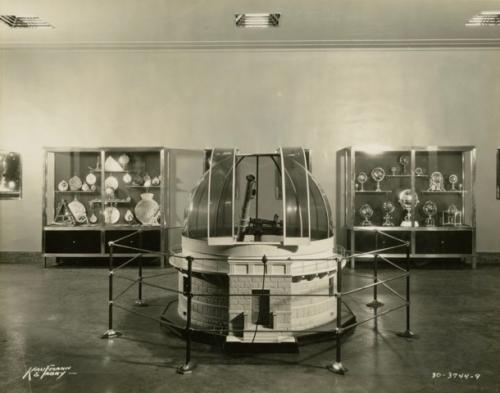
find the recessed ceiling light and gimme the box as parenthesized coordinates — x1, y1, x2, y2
(235, 13, 280, 28)
(466, 11, 500, 26)
(0, 15, 53, 28)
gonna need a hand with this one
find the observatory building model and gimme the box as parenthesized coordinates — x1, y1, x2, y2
(169, 147, 342, 343)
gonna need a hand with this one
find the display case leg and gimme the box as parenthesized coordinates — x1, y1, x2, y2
(471, 255, 477, 270)
(102, 244, 122, 339)
(397, 244, 417, 339)
(177, 256, 195, 375)
(327, 258, 347, 375)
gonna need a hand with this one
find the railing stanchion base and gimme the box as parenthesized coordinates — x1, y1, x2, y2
(327, 362, 347, 375)
(177, 362, 195, 375)
(134, 299, 148, 307)
(396, 330, 417, 339)
(366, 300, 384, 308)
(101, 329, 122, 339)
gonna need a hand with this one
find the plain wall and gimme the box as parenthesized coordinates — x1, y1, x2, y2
(1, 49, 499, 252)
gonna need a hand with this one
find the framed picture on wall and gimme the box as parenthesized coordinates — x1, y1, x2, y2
(0, 151, 22, 199)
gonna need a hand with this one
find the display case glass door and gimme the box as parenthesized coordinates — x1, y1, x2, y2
(415, 149, 474, 228)
(353, 149, 413, 227)
(44, 150, 101, 227)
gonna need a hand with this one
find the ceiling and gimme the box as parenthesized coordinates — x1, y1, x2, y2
(1, 0, 500, 49)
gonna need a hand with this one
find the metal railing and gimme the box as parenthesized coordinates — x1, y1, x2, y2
(101, 229, 416, 375)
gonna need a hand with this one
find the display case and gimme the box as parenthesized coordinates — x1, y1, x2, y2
(336, 146, 476, 268)
(42, 147, 167, 266)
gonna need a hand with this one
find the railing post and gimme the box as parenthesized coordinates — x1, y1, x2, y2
(328, 257, 347, 375)
(178, 255, 195, 374)
(397, 242, 417, 339)
(101, 242, 122, 339)
(367, 252, 384, 329)
(135, 230, 147, 307)
(366, 254, 384, 331)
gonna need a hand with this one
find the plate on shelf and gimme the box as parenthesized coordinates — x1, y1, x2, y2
(134, 193, 160, 225)
(58, 180, 69, 192)
(68, 197, 88, 224)
(104, 206, 120, 224)
(123, 172, 132, 184)
(86, 173, 97, 186)
(69, 176, 83, 191)
(104, 175, 119, 190)
(124, 209, 135, 223)
(118, 154, 130, 170)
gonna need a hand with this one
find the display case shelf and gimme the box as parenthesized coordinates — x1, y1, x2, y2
(336, 146, 477, 268)
(355, 190, 392, 194)
(125, 185, 161, 189)
(421, 191, 466, 194)
(55, 191, 100, 194)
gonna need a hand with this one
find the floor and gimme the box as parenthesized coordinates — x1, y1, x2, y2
(0, 262, 499, 393)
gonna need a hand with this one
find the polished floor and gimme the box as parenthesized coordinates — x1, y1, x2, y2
(0, 262, 499, 393)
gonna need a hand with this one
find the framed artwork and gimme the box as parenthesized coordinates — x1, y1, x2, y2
(0, 151, 22, 199)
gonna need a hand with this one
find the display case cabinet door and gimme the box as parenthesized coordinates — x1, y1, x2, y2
(415, 231, 473, 254)
(104, 230, 161, 253)
(348, 230, 410, 254)
(44, 231, 101, 253)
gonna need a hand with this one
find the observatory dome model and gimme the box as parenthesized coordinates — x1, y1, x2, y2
(169, 147, 342, 343)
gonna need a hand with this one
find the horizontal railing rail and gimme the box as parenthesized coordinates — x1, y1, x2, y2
(101, 229, 416, 375)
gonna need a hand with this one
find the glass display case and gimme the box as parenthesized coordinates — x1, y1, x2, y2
(336, 146, 476, 268)
(0, 150, 22, 199)
(42, 147, 167, 266)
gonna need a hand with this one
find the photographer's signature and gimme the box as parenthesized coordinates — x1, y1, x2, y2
(22, 365, 77, 381)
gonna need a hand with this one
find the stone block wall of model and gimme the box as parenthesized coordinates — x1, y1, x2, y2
(169, 147, 341, 343)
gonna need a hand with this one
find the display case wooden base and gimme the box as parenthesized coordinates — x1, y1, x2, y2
(42, 226, 164, 267)
(346, 227, 476, 267)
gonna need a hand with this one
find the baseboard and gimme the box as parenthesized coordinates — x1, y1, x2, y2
(477, 253, 500, 265)
(0, 252, 42, 264)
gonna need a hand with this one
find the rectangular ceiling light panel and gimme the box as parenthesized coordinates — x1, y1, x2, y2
(466, 11, 500, 26)
(235, 13, 280, 28)
(0, 15, 53, 28)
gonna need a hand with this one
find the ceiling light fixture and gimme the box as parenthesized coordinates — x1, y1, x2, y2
(466, 11, 500, 26)
(235, 13, 280, 28)
(0, 15, 53, 28)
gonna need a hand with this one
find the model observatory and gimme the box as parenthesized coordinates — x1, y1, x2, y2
(170, 147, 342, 343)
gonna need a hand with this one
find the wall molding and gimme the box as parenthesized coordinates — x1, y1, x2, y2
(1, 39, 500, 51)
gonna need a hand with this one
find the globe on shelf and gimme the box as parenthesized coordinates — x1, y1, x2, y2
(399, 155, 410, 175)
(399, 189, 419, 227)
(382, 200, 395, 226)
(357, 172, 368, 192)
(359, 203, 374, 226)
(422, 200, 438, 227)
(371, 167, 386, 192)
(449, 174, 458, 191)
(428, 171, 445, 191)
